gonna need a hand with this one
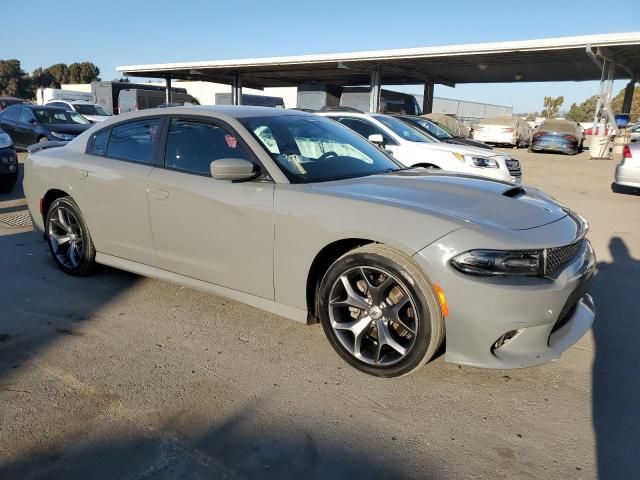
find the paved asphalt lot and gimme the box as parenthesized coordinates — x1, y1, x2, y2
(0, 148, 639, 480)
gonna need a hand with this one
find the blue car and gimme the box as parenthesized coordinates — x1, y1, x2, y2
(0, 129, 18, 193)
(530, 119, 584, 155)
(0, 104, 92, 150)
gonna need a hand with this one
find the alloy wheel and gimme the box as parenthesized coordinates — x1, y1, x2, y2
(47, 205, 84, 270)
(328, 266, 419, 366)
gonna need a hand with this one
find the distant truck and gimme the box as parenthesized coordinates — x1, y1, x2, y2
(340, 87, 422, 115)
(215, 93, 285, 108)
(36, 88, 93, 105)
(118, 89, 199, 114)
(91, 81, 189, 115)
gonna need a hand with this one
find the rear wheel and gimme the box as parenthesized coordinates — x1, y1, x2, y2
(45, 197, 95, 276)
(318, 244, 444, 377)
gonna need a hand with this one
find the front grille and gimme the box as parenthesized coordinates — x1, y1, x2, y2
(546, 240, 585, 275)
(505, 158, 521, 177)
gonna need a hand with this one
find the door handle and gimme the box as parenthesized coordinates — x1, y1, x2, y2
(78, 169, 88, 179)
(149, 188, 169, 200)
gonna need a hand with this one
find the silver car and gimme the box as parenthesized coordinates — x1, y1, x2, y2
(613, 142, 640, 192)
(23, 106, 595, 377)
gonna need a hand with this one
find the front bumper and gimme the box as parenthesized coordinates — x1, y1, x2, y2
(0, 147, 18, 177)
(413, 220, 596, 369)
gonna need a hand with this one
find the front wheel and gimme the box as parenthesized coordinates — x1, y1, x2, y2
(318, 244, 444, 377)
(45, 197, 96, 276)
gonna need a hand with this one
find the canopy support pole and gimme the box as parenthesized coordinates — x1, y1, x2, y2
(422, 82, 434, 114)
(369, 67, 381, 113)
(165, 77, 172, 104)
(621, 80, 636, 115)
(232, 74, 243, 105)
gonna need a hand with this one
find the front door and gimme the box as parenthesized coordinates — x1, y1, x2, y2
(147, 117, 275, 299)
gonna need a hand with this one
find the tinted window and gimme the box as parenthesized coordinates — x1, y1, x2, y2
(336, 117, 397, 145)
(106, 119, 161, 164)
(88, 129, 110, 156)
(165, 119, 251, 175)
(34, 109, 90, 125)
(373, 115, 434, 143)
(2, 105, 20, 122)
(19, 108, 36, 124)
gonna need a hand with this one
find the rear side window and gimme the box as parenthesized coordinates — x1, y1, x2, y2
(164, 119, 251, 175)
(88, 129, 110, 156)
(106, 118, 161, 164)
(2, 106, 20, 121)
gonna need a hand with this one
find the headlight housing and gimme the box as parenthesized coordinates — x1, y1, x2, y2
(0, 132, 12, 149)
(50, 132, 74, 141)
(452, 152, 499, 168)
(450, 249, 544, 277)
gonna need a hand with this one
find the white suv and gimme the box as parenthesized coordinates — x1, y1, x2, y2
(45, 100, 112, 123)
(319, 111, 522, 184)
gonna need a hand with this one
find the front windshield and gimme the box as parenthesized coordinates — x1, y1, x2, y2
(35, 109, 90, 125)
(408, 117, 453, 140)
(240, 115, 402, 183)
(372, 115, 435, 143)
(73, 104, 111, 116)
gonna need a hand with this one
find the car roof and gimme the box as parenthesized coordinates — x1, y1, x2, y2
(24, 105, 68, 111)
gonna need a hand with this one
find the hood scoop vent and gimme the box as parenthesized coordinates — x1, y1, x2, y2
(502, 187, 526, 198)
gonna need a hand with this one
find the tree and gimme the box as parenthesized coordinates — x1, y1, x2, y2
(0, 59, 31, 98)
(565, 95, 598, 122)
(65, 62, 100, 84)
(612, 86, 640, 122)
(542, 96, 564, 118)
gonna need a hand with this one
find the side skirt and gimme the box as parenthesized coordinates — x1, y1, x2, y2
(95, 253, 309, 324)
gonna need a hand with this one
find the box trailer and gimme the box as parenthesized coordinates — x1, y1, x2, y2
(91, 81, 188, 114)
(36, 88, 93, 105)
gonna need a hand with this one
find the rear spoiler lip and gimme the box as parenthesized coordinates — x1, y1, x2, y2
(27, 141, 68, 154)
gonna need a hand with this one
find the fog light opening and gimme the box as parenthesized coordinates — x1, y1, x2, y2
(491, 329, 521, 354)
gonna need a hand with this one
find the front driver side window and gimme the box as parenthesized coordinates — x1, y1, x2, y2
(19, 108, 35, 124)
(337, 118, 396, 145)
(164, 119, 252, 176)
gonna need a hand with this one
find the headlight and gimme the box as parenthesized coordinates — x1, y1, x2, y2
(450, 249, 544, 277)
(0, 132, 12, 149)
(452, 152, 498, 168)
(50, 132, 74, 141)
(470, 157, 498, 168)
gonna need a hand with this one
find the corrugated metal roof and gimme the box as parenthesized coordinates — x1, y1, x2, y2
(117, 32, 640, 87)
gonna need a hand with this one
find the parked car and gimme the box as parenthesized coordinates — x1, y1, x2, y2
(396, 115, 493, 150)
(530, 119, 584, 155)
(118, 89, 199, 114)
(0, 129, 18, 193)
(0, 105, 92, 149)
(612, 143, 640, 193)
(46, 100, 113, 123)
(0, 96, 29, 111)
(24, 106, 595, 376)
(627, 123, 640, 142)
(422, 113, 470, 138)
(472, 117, 532, 147)
(319, 111, 522, 184)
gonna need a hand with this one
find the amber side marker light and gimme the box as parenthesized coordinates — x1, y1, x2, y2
(433, 284, 449, 318)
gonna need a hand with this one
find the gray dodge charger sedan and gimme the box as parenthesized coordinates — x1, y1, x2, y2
(24, 106, 595, 377)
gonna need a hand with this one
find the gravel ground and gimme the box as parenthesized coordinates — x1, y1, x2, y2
(0, 149, 638, 480)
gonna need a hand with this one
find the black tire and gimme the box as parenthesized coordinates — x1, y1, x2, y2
(0, 174, 17, 194)
(45, 197, 96, 276)
(318, 244, 445, 377)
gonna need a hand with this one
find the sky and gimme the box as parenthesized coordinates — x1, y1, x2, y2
(1, 0, 637, 112)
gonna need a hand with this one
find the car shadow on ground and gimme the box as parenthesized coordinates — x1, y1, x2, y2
(591, 237, 640, 479)
(0, 398, 441, 480)
(0, 228, 140, 383)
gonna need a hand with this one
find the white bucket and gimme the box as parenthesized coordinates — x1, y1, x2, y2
(589, 135, 611, 159)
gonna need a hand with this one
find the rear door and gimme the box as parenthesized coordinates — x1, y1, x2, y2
(147, 115, 275, 299)
(71, 118, 162, 265)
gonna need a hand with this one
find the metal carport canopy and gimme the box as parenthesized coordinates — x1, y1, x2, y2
(117, 33, 640, 88)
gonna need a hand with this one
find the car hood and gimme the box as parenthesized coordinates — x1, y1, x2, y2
(410, 141, 500, 157)
(310, 171, 567, 230)
(45, 123, 92, 135)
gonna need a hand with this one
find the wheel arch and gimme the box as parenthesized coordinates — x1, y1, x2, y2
(306, 238, 376, 323)
(42, 188, 70, 225)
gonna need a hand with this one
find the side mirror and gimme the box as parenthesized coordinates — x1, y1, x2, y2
(368, 133, 384, 145)
(210, 158, 260, 182)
